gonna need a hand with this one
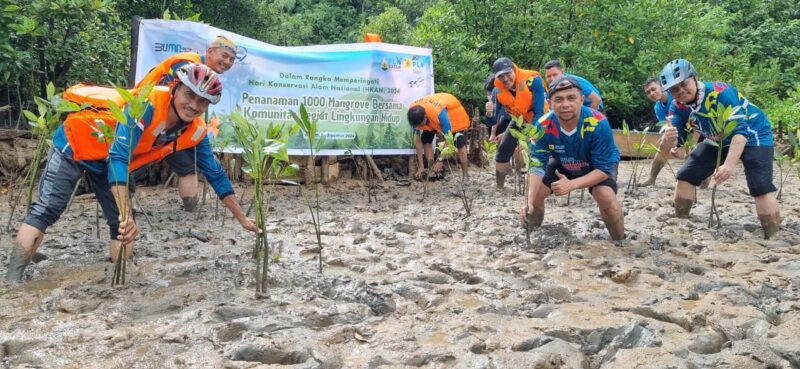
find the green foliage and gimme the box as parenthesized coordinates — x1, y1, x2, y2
(3, 0, 799, 133)
(23, 81, 84, 210)
(436, 131, 457, 159)
(508, 115, 545, 172)
(764, 85, 800, 138)
(362, 6, 412, 44)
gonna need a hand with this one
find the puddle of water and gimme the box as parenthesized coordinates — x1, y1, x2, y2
(421, 332, 448, 345)
(457, 295, 484, 309)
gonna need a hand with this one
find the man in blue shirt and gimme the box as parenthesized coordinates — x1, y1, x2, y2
(6, 64, 257, 282)
(659, 59, 780, 238)
(544, 60, 604, 111)
(521, 76, 624, 241)
(641, 76, 673, 186)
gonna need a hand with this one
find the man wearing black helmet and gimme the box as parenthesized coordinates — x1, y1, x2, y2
(520, 76, 624, 241)
(489, 57, 548, 188)
(658, 59, 780, 238)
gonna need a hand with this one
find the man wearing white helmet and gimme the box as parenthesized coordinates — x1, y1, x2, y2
(6, 63, 257, 282)
(659, 59, 780, 238)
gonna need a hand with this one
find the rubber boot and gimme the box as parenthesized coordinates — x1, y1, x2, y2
(641, 159, 665, 187)
(5, 246, 31, 282)
(182, 196, 199, 212)
(495, 162, 511, 188)
(674, 197, 694, 218)
(758, 212, 781, 239)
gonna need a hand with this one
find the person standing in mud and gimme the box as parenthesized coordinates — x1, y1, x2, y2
(5, 63, 258, 282)
(520, 76, 624, 241)
(408, 93, 471, 179)
(543, 60, 604, 112)
(135, 35, 238, 212)
(484, 73, 522, 188)
(490, 57, 548, 188)
(641, 76, 674, 186)
(658, 59, 781, 238)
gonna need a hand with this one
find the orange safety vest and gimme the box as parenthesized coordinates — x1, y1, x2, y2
(494, 64, 549, 123)
(62, 84, 208, 172)
(410, 93, 470, 133)
(134, 52, 202, 90)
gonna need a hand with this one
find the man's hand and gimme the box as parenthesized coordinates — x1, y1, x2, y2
(239, 218, 261, 233)
(489, 134, 498, 143)
(713, 164, 734, 184)
(433, 161, 444, 173)
(551, 170, 575, 196)
(117, 215, 139, 244)
(414, 167, 426, 179)
(485, 100, 494, 118)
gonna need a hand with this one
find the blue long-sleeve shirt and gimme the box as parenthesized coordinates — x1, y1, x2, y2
(565, 73, 604, 111)
(654, 91, 673, 122)
(530, 106, 620, 177)
(667, 81, 773, 147)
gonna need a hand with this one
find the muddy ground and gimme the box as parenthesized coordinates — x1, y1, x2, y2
(0, 158, 799, 369)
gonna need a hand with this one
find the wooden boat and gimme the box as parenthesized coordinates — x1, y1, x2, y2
(612, 129, 663, 159)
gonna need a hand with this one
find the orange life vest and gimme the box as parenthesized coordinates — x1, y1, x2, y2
(134, 52, 202, 90)
(410, 93, 470, 133)
(62, 84, 208, 172)
(494, 65, 549, 123)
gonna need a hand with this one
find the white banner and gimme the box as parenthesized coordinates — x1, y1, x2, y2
(135, 19, 435, 155)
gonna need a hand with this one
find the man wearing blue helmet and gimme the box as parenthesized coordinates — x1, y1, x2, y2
(659, 59, 780, 238)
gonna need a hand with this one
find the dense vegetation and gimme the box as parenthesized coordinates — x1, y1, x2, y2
(1, 0, 798, 133)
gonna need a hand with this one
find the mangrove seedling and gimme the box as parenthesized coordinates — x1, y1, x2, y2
(289, 104, 326, 274)
(482, 139, 497, 168)
(231, 110, 298, 293)
(93, 83, 155, 286)
(344, 133, 377, 203)
(508, 115, 546, 246)
(695, 102, 752, 228)
(23, 82, 84, 211)
(438, 132, 472, 217)
(773, 151, 791, 202)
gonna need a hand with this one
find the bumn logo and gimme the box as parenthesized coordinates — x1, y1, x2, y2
(154, 42, 192, 53)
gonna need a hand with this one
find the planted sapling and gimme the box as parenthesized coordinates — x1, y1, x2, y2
(231, 110, 298, 293)
(508, 115, 546, 246)
(93, 83, 155, 286)
(438, 132, 472, 217)
(289, 104, 326, 274)
(23, 82, 84, 211)
(695, 102, 753, 228)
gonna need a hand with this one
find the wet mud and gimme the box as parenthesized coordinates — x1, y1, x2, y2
(1, 158, 799, 368)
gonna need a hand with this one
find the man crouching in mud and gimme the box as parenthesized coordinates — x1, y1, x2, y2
(520, 76, 625, 241)
(657, 59, 781, 238)
(5, 63, 258, 282)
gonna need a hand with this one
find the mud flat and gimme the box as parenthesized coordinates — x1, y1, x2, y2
(1, 159, 799, 368)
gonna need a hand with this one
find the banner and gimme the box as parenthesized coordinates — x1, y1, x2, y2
(134, 20, 435, 155)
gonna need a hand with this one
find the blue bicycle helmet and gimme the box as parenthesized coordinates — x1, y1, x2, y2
(659, 59, 697, 91)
